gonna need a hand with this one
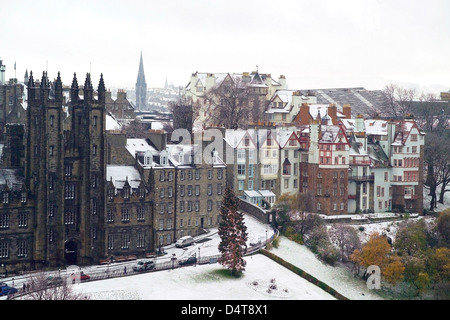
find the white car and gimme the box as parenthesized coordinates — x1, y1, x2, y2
(132, 259, 155, 272)
(175, 236, 194, 248)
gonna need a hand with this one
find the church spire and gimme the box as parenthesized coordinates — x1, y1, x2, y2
(135, 51, 147, 111)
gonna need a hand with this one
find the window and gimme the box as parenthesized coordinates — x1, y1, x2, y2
(64, 211, 75, 225)
(168, 186, 173, 198)
(92, 201, 97, 215)
(137, 232, 145, 248)
(121, 233, 130, 249)
(217, 183, 222, 195)
(237, 149, 246, 160)
(195, 185, 200, 196)
(238, 180, 244, 191)
(49, 145, 54, 156)
(410, 134, 418, 141)
(248, 164, 254, 178)
(65, 183, 75, 199)
(65, 164, 72, 176)
(92, 145, 97, 156)
(208, 170, 212, 180)
(237, 164, 246, 175)
(159, 203, 165, 214)
(50, 115, 54, 126)
(160, 188, 165, 198)
(195, 169, 200, 180)
(180, 185, 185, 197)
(137, 208, 145, 221)
(218, 169, 223, 180)
(2, 192, 9, 204)
(108, 235, 114, 250)
(168, 172, 173, 181)
(0, 242, 8, 258)
(180, 201, 185, 212)
(195, 200, 200, 212)
(180, 170, 185, 180)
(207, 200, 212, 211)
(21, 191, 27, 203)
(121, 208, 130, 222)
(106, 208, 115, 222)
(123, 186, 130, 200)
(207, 184, 212, 196)
(187, 185, 193, 196)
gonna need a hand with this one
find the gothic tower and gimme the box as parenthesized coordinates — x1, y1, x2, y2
(135, 52, 147, 111)
(26, 71, 107, 267)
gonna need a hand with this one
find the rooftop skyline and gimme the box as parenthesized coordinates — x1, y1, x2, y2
(1, 0, 449, 96)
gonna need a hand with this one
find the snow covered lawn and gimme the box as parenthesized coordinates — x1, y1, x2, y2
(269, 236, 384, 300)
(73, 254, 335, 300)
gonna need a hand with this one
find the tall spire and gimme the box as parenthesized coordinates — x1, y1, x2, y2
(54, 71, 63, 102)
(84, 73, 93, 102)
(70, 72, 79, 102)
(136, 51, 146, 84)
(98, 73, 106, 104)
(135, 51, 147, 111)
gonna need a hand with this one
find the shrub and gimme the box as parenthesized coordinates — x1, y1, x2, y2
(359, 226, 365, 232)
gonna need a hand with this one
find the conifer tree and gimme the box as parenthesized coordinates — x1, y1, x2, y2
(218, 186, 248, 276)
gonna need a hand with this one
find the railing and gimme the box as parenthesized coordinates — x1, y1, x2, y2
(9, 228, 279, 300)
(349, 175, 374, 181)
(349, 159, 371, 166)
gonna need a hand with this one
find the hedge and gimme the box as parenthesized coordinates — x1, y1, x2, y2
(260, 249, 349, 300)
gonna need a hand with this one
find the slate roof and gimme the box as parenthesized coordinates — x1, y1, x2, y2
(304, 87, 390, 117)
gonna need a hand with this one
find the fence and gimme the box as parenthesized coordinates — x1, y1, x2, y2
(9, 230, 278, 300)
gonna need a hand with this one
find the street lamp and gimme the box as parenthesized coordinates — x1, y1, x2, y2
(265, 229, 268, 247)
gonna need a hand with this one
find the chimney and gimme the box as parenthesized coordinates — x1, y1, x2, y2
(328, 104, 337, 125)
(299, 103, 310, 125)
(147, 129, 167, 151)
(343, 104, 351, 119)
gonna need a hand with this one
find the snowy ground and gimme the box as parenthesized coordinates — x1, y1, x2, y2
(423, 184, 450, 213)
(72, 254, 335, 300)
(270, 236, 384, 300)
(6, 213, 427, 301)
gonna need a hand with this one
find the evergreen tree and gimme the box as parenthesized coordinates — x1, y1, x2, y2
(218, 186, 248, 276)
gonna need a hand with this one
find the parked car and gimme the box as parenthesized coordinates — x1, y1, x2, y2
(178, 255, 197, 266)
(132, 259, 155, 272)
(175, 236, 195, 248)
(47, 276, 64, 286)
(80, 271, 90, 281)
(0, 283, 18, 296)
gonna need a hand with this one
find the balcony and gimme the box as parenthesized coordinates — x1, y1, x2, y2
(349, 159, 371, 166)
(349, 174, 374, 182)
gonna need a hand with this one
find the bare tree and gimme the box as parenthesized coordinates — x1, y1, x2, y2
(23, 272, 89, 300)
(329, 224, 362, 262)
(198, 77, 253, 129)
(167, 97, 194, 137)
(382, 84, 416, 119)
(424, 132, 450, 209)
(121, 118, 148, 138)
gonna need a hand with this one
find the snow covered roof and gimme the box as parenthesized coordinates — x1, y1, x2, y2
(364, 120, 388, 136)
(106, 112, 121, 131)
(106, 165, 143, 191)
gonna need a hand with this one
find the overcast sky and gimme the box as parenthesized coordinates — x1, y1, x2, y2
(1, 0, 449, 95)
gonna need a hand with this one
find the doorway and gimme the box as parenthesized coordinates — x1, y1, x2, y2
(64, 241, 77, 265)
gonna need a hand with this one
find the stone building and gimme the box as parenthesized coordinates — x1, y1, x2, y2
(25, 71, 108, 267)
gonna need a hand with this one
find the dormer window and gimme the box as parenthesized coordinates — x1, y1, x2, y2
(123, 187, 130, 200)
(108, 187, 115, 201)
(139, 187, 145, 199)
(160, 150, 169, 166)
(2, 192, 9, 204)
(144, 150, 152, 166)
